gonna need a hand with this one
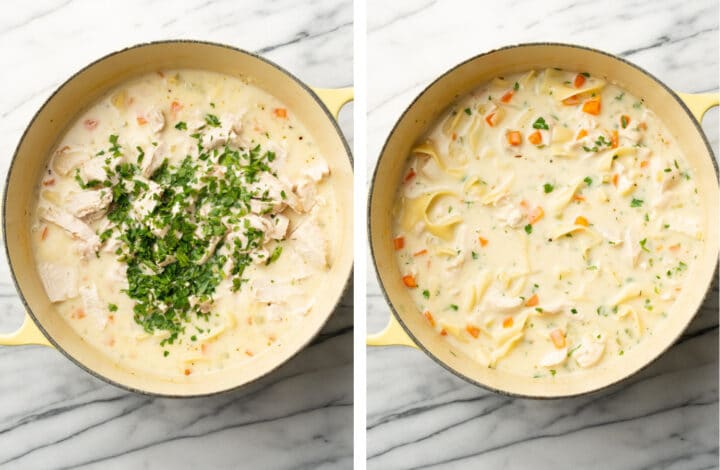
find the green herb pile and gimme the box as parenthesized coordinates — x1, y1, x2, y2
(75, 114, 285, 346)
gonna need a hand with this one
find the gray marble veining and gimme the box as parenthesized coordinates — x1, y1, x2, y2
(0, 0, 353, 468)
(366, 1, 718, 468)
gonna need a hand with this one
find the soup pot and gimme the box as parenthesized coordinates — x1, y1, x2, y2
(1, 40, 354, 397)
(368, 43, 718, 398)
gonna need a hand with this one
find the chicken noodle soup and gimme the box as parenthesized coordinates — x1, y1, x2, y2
(32, 69, 339, 379)
(393, 69, 704, 378)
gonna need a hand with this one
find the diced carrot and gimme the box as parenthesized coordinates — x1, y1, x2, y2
(41, 226, 49, 241)
(184, 369, 191, 375)
(245, 350, 254, 357)
(402, 275, 417, 288)
(574, 216, 589, 227)
(572, 194, 586, 202)
(519, 200, 530, 211)
(550, 329, 566, 348)
(76, 308, 86, 319)
(640, 160, 649, 168)
(582, 98, 601, 115)
(466, 325, 480, 338)
(502, 316, 514, 328)
(528, 206, 544, 224)
(638, 122, 647, 131)
(424, 311, 436, 327)
(84, 119, 98, 130)
(137, 116, 147, 125)
(620, 114, 630, 129)
(574, 74, 586, 88)
(404, 168, 416, 182)
(525, 294, 539, 307)
(440, 328, 448, 336)
(201, 343, 207, 354)
(669, 244, 681, 252)
(451, 132, 457, 141)
(528, 130, 542, 145)
(562, 95, 581, 106)
(108, 315, 114, 322)
(485, 112, 497, 127)
(107, 338, 115, 347)
(247, 316, 253, 325)
(413, 249, 428, 257)
(611, 130, 619, 149)
(393, 236, 405, 250)
(42, 178, 55, 186)
(576, 129, 588, 140)
(612, 174, 619, 186)
(478, 237, 488, 247)
(506, 130, 522, 146)
(171, 100, 183, 113)
(500, 90, 514, 103)
(274, 108, 288, 118)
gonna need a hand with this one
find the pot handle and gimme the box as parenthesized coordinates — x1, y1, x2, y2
(367, 314, 418, 348)
(312, 87, 353, 120)
(676, 91, 719, 122)
(0, 314, 52, 347)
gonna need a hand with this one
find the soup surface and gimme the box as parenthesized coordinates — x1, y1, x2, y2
(32, 69, 339, 379)
(393, 69, 704, 378)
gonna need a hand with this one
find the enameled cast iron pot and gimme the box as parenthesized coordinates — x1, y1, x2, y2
(1, 40, 354, 397)
(368, 43, 718, 398)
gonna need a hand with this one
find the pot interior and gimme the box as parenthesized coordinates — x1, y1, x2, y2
(5, 41, 353, 396)
(370, 43, 719, 397)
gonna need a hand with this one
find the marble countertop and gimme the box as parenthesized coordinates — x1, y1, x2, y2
(366, 1, 718, 469)
(0, 1, 353, 468)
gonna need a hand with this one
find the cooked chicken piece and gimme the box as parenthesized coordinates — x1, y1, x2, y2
(66, 189, 112, 220)
(302, 159, 330, 182)
(623, 228, 641, 267)
(131, 179, 163, 219)
(294, 180, 318, 212)
(196, 235, 223, 265)
(79, 157, 109, 183)
(145, 108, 165, 134)
(140, 143, 167, 178)
(574, 335, 606, 368)
(79, 284, 107, 329)
(105, 261, 128, 290)
(189, 295, 213, 313)
(482, 290, 523, 312)
(52, 145, 90, 176)
(495, 201, 524, 228)
(38, 262, 79, 302)
(260, 214, 289, 240)
(290, 218, 329, 268)
(252, 279, 302, 303)
(39, 204, 100, 255)
(200, 115, 242, 150)
(538, 347, 568, 367)
(250, 173, 302, 213)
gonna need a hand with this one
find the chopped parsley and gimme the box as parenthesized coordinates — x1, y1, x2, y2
(583, 176, 592, 186)
(532, 117, 549, 130)
(449, 304, 459, 311)
(464, 107, 472, 115)
(513, 81, 519, 91)
(524, 224, 533, 234)
(422, 289, 430, 299)
(543, 183, 554, 194)
(76, 117, 286, 346)
(175, 121, 188, 130)
(630, 198, 644, 208)
(639, 238, 650, 252)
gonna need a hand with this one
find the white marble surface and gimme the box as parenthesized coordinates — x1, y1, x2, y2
(367, 1, 719, 468)
(0, 1, 353, 468)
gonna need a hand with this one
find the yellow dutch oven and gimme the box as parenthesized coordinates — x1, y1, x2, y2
(368, 43, 719, 398)
(0, 40, 354, 397)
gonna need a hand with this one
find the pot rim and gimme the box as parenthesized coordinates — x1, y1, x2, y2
(3, 39, 354, 398)
(367, 41, 718, 399)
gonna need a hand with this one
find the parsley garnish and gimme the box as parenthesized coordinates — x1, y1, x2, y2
(533, 117, 549, 130)
(524, 224, 533, 234)
(543, 183, 554, 193)
(175, 121, 188, 130)
(630, 198, 644, 208)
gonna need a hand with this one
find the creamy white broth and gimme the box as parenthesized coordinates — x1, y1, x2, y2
(393, 69, 704, 379)
(32, 69, 339, 379)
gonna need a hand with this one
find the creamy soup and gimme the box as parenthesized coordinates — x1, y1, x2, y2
(393, 69, 704, 379)
(32, 69, 339, 379)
